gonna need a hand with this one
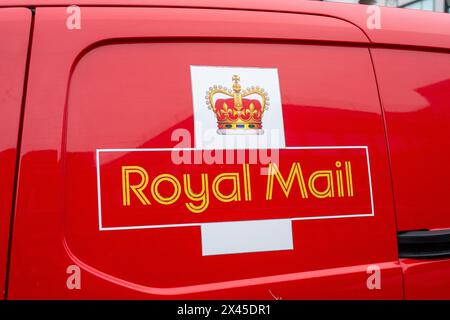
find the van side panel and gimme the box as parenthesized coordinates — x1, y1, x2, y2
(0, 8, 32, 299)
(372, 48, 450, 299)
(8, 7, 402, 299)
(372, 49, 450, 231)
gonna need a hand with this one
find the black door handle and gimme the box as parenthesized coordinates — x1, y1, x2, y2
(398, 229, 450, 259)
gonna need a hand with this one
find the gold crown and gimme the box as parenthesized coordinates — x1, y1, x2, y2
(206, 75, 269, 134)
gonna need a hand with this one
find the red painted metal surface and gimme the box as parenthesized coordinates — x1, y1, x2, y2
(400, 259, 450, 300)
(372, 49, 450, 232)
(1, 0, 449, 49)
(0, 8, 31, 299)
(6, 7, 404, 299)
(1, 1, 449, 300)
(372, 48, 450, 299)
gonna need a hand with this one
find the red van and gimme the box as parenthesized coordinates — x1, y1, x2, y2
(0, 0, 449, 300)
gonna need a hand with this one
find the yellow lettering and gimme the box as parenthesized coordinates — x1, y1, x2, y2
(183, 174, 209, 213)
(266, 162, 308, 200)
(242, 164, 252, 201)
(336, 161, 344, 197)
(212, 173, 241, 202)
(150, 174, 181, 205)
(345, 161, 354, 197)
(308, 170, 334, 198)
(121, 166, 151, 206)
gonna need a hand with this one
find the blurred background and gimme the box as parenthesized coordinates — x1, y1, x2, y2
(323, 0, 450, 13)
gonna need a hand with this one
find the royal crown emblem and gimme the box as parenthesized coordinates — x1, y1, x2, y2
(206, 75, 269, 135)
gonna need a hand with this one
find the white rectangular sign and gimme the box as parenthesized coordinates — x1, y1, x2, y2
(190, 65, 286, 150)
(201, 219, 293, 256)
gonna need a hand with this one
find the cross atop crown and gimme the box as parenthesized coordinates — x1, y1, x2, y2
(232, 75, 241, 93)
